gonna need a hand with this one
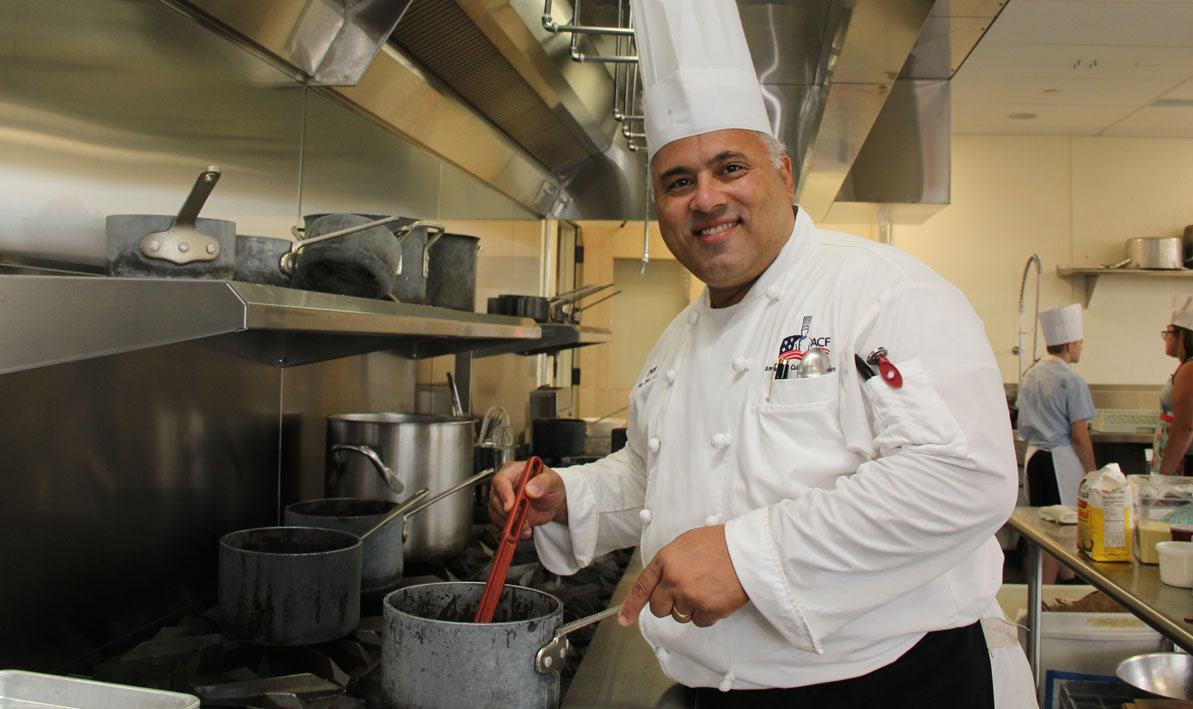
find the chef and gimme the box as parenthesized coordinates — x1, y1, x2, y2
(1016, 303, 1097, 508)
(489, 0, 1035, 705)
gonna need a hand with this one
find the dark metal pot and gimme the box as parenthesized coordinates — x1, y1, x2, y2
(289, 213, 405, 299)
(219, 526, 362, 646)
(284, 470, 492, 593)
(382, 582, 563, 709)
(106, 166, 235, 279)
(233, 234, 291, 286)
(426, 233, 480, 311)
(222, 489, 429, 643)
(532, 418, 588, 460)
(390, 223, 446, 304)
(325, 413, 476, 563)
(283, 498, 406, 594)
(611, 427, 628, 453)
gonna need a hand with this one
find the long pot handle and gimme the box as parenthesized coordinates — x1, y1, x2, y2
(401, 468, 495, 541)
(358, 487, 430, 542)
(329, 443, 405, 494)
(280, 215, 436, 276)
(535, 606, 622, 674)
(139, 166, 223, 264)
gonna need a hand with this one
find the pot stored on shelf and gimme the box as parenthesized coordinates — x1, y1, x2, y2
(1127, 237, 1185, 270)
(426, 233, 480, 311)
(106, 166, 235, 279)
(289, 214, 406, 298)
(233, 234, 292, 286)
(325, 413, 475, 562)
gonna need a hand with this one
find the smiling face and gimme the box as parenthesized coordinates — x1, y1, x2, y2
(650, 129, 797, 307)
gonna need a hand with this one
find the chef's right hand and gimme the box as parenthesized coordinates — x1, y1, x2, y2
(488, 460, 568, 539)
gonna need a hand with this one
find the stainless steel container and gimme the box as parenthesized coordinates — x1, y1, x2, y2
(325, 413, 475, 562)
(1127, 236, 1185, 270)
(382, 582, 563, 709)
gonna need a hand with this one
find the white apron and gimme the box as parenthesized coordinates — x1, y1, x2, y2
(1025, 444, 1085, 507)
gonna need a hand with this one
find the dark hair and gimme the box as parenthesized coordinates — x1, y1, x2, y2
(1046, 344, 1066, 355)
(1177, 325, 1193, 362)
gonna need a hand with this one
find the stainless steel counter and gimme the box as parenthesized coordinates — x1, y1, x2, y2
(1008, 507, 1193, 702)
(563, 550, 691, 708)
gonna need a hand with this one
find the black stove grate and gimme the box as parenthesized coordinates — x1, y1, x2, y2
(78, 510, 633, 707)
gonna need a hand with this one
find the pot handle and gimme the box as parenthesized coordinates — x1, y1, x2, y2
(329, 443, 405, 494)
(358, 487, 430, 542)
(401, 468, 495, 541)
(139, 166, 223, 265)
(535, 606, 622, 674)
(419, 224, 446, 279)
(280, 214, 415, 275)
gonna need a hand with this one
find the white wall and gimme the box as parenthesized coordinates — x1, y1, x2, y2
(889, 135, 1193, 386)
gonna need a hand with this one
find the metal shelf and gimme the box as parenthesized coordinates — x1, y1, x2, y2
(1057, 265, 1193, 307)
(0, 275, 544, 375)
(471, 323, 612, 358)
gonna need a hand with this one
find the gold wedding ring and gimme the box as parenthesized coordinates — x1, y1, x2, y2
(671, 607, 693, 623)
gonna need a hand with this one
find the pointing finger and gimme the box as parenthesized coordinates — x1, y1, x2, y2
(619, 556, 662, 626)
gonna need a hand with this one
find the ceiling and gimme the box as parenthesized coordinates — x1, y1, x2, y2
(951, 0, 1193, 137)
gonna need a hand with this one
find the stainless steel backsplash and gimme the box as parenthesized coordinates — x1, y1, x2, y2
(0, 0, 541, 669)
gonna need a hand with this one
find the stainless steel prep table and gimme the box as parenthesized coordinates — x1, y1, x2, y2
(1009, 506, 1193, 703)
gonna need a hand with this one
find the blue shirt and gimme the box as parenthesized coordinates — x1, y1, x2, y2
(1016, 356, 1096, 450)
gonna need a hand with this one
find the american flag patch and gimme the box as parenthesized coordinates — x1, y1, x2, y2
(778, 334, 805, 361)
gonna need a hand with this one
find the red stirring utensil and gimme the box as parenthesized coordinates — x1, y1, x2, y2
(474, 456, 543, 623)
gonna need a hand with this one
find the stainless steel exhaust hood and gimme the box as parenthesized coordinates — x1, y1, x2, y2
(181, 0, 1004, 222)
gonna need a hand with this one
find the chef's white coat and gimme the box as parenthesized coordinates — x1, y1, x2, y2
(535, 208, 1033, 701)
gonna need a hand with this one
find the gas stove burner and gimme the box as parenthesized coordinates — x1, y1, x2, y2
(76, 504, 633, 705)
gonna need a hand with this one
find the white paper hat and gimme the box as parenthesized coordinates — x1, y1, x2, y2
(1039, 304, 1084, 346)
(1171, 295, 1193, 330)
(631, 0, 772, 157)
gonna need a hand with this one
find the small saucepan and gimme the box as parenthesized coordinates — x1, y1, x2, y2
(283, 468, 495, 594)
(233, 234, 292, 286)
(106, 166, 236, 279)
(383, 582, 621, 708)
(219, 486, 430, 646)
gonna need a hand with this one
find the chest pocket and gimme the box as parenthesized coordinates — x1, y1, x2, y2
(758, 371, 837, 410)
(744, 373, 852, 487)
(862, 357, 968, 458)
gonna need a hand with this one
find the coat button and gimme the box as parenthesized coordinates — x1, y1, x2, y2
(687, 310, 700, 325)
(655, 646, 669, 661)
(711, 432, 731, 449)
(665, 369, 677, 384)
(731, 357, 750, 372)
(718, 672, 736, 692)
(639, 508, 653, 524)
(765, 286, 781, 301)
(648, 437, 661, 453)
(704, 514, 722, 526)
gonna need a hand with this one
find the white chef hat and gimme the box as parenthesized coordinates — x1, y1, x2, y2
(1039, 304, 1084, 346)
(631, 0, 773, 157)
(1171, 295, 1193, 330)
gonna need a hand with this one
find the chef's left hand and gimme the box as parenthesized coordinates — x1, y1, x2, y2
(618, 525, 748, 628)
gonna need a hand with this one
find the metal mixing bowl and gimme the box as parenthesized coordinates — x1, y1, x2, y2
(1116, 652, 1193, 700)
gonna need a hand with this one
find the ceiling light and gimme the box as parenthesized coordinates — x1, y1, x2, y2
(1009, 112, 1038, 120)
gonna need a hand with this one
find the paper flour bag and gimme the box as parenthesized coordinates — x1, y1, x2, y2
(1077, 463, 1132, 562)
